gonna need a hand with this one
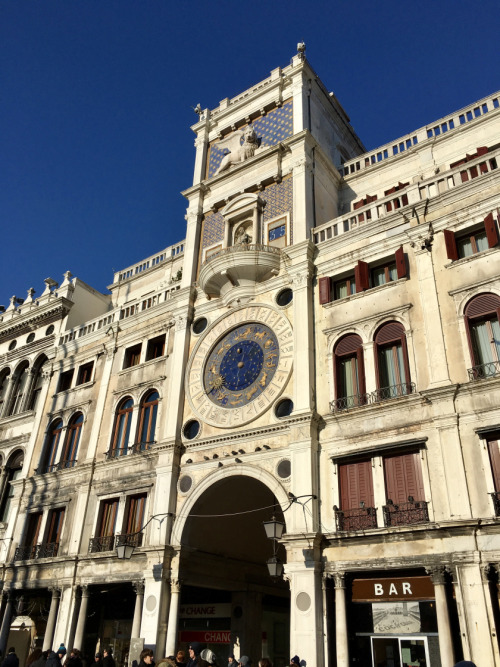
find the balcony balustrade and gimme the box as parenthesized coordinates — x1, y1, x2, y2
(105, 441, 154, 460)
(382, 498, 429, 527)
(330, 383, 416, 412)
(14, 542, 59, 561)
(468, 360, 500, 381)
(88, 535, 115, 553)
(116, 532, 144, 549)
(334, 506, 378, 531)
(35, 460, 77, 474)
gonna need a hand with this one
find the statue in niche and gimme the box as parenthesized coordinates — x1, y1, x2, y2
(214, 126, 258, 175)
(234, 224, 252, 246)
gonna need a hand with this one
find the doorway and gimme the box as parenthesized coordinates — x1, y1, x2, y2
(371, 636, 430, 667)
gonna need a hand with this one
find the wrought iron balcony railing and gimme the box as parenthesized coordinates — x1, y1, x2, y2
(491, 491, 500, 516)
(116, 532, 144, 548)
(468, 360, 500, 381)
(382, 499, 429, 527)
(14, 542, 59, 561)
(330, 383, 416, 412)
(334, 506, 378, 531)
(105, 441, 155, 460)
(35, 460, 78, 474)
(88, 535, 115, 553)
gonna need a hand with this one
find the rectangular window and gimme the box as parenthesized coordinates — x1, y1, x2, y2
(146, 335, 166, 361)
(76, 361, 94, 386)
(123, 494, 146, 535)
(371, 262, 397, 287)
(444, 214, 499, 260)
(57, 369, 74, 393)
(456, 230, 489, 258)
(98, 499, 119, 537)
(23, 512, 43, 550)
(334, 276, 356, 300)
(268, 216, 288, 248)
(123, 344, 142, 369)
(383, 451, 428, 526)
(45, 508, 65, 545)
(337, 460, 376, 530)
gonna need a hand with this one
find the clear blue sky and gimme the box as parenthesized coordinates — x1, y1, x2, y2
(2, 0, 499, 303)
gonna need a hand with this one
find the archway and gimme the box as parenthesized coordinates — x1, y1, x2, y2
(176, 474, 289, 667)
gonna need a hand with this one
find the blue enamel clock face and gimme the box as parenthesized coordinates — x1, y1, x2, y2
(204, 323, 279, 408)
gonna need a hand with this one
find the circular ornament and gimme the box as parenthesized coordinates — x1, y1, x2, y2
(187, 305, 293, 428)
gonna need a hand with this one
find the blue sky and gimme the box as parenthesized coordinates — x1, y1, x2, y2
(2, 0, 499, 303)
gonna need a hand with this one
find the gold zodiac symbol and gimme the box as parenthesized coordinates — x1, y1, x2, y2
(246, 386, 258, 400)
(264, 339, 274, 349)
(210, 374, 225, 389)
(254, 330, 267, 340)
(259, 372, 268, 387)
(234, 327, 252, 340)
(266, 360, 276, 368)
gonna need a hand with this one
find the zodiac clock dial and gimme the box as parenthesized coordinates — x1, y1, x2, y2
(186, 305, 294, 428)
(203, 323, 279, 408)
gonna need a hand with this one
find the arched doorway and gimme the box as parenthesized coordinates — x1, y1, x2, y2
(175, 475, 289, 667)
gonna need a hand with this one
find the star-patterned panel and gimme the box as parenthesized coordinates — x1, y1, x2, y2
(207, 101, 293, 179)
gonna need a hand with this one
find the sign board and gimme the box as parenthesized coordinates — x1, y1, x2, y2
(179, 604, 232, 619)
(352, 576, 434, 602)
(178, 631, 231, 644)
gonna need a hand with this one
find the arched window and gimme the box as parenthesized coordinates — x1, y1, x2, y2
(374, 322, 412, 399)
(60, 413, 83, 468)
(465, 294, 500, 379)
(28, 355, 48, 412)
(0, 369, 10, 415)
(110, 398, 134, 457)
(7, 361, 29, 416)
(137, 390, 159, 449)
(39, 419, 63, 473)
(0, 451, 24, 522)
(333, 335, 366, 409)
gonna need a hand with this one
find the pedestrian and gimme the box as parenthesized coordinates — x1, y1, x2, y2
(200, 651, 216, 667)
(45, 651, 61, 667)
(258, 660, 272, 667)
(138, 649, 154, 667)
(101, 649, 115, 667)
(94, 655, 101, 667)
(66, 650, 82, 667)
(227, 657, 236, 667)
(290, 657, 300, 667)
(26, 650, 43, 667)
(1, 647, 19, 667)
(238, 657, 251, 667)
(175, 652, 186, 667)
(186, 645, 205, 667)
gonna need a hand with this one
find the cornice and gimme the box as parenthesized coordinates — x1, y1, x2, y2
(0, 299, 73, 342)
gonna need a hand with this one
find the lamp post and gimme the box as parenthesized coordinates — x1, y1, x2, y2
(263, 515, 286, 579)
(115, 512, 173, 559)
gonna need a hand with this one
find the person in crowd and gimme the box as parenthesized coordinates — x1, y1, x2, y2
(186, 644, 206, 667)
(290, 657, 300, 667)
(45, 651, 62, 667)
(1, 647, 19, 667)
(238, 657, 251, 667)
(94, 655, 101, 666)
(101, 649, 115, 667)
(227, 657, 236, 667)
(66, 649, 82, 667)
(138, 649, 154, 667)
(26, 649, 43, 667)
(175, 652, 186, 667)
(258, 660, 272, 667)
(200, 650, 216, 666)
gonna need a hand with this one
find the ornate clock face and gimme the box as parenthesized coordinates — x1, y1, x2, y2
(187, 305, 293, 428)
(204, 323, 279, 408)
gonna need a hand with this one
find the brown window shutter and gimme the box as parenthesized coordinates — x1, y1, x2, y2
(465, 293, 500, 318)
(339, 460, 374, 510)
(484, 212, 499, 248)
(395, 246, 407, 279)
(402, 193, 409, 206)
(355, 261, 369, 292)
(476, 146, 488, 157)
(443, 229, 458, 260)
(384, 452, 424, 503)
(464, 315, 476, 366)
(318, 276, 331, 305)
(357, 346, 366, 395)
(488, 439, 500, 492)
(460, 171, 469, 183)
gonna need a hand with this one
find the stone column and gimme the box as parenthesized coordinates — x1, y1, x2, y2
(73, 586, 89, 651)
(165, 579, 181, 656)
(322, 575, 330, 667)
(43, 587, 61, 651)
(131, 581, 145, 638)
(334, 573, 349, 667)
(427, 567, 455, 667)
(0, 593, 13, 657)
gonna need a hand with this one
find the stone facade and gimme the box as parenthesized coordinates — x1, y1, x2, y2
(0, 49, 499, 667)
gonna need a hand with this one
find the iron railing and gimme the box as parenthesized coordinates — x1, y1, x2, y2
(334, 506, 378, 531)
(105, 441, 155, 460)
(116, 532, 144, 549)
(330, 383, 416, 412)
(88, 535, 115, 553)
(35, 460, 77, 474)
(14, 542, 59, 561)
(468, 360, 500, 381)
(491, 491, 500, 516)
(382, 499, 429, 527)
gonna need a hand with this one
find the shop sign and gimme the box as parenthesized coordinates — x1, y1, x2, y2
(352, 576, 434, 602)
(178, 631, 231, 644)
(179, 604, 232, 618)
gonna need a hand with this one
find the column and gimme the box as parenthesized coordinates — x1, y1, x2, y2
(0, 593, 13, 657)
(291, 268, 315, 414)
(334, 573, 349, 667)
(131, 581, 145, 638)
(73, 586, 89, 651)
(165, 579, 181, 656)
(427, 568, 455, 667)
(43, 587, 61, 651)
(321, 576, 330, 667)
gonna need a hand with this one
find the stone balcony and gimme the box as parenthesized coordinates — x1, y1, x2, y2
(198, 243, 281, 298)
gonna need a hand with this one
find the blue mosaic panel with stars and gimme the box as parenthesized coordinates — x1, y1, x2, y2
(207, 101, 293, 178)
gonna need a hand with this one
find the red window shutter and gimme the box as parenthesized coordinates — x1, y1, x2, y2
(353, 200, 364, 210)
(476, 146, 488, 157)
(318, 277, 331, 305)
(464, 315, 476, 366)
(488, 439, 500, 492)
(384, 452, 424, 503)
(386, 201, 392, 212)
(354, 261, 369, 292)
(356, 347, 366, 396)
(339, 460, 374, 510)
(484, 212, 499, 248)
(460, 171, 469, 183)
(443, 229, 458, 260)
(395, 246, 407, 279)
(401, 193, 409, 206)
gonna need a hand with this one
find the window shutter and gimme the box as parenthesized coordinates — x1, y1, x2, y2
(384, 452, 424, 503)
(354, 261, 369, 292)
(339, 460, 374, 510)
(318, 277, 331, 305)
(443, 229, 458, 260)
(395, 246, 407, 279)
(356, 347, 366, 396)
(484, 212, 499, 248)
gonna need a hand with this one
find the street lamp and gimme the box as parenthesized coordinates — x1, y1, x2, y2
(263, 515, 285, 541)
(115, 512, 173, 559)
(266, 556, 284, 578)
